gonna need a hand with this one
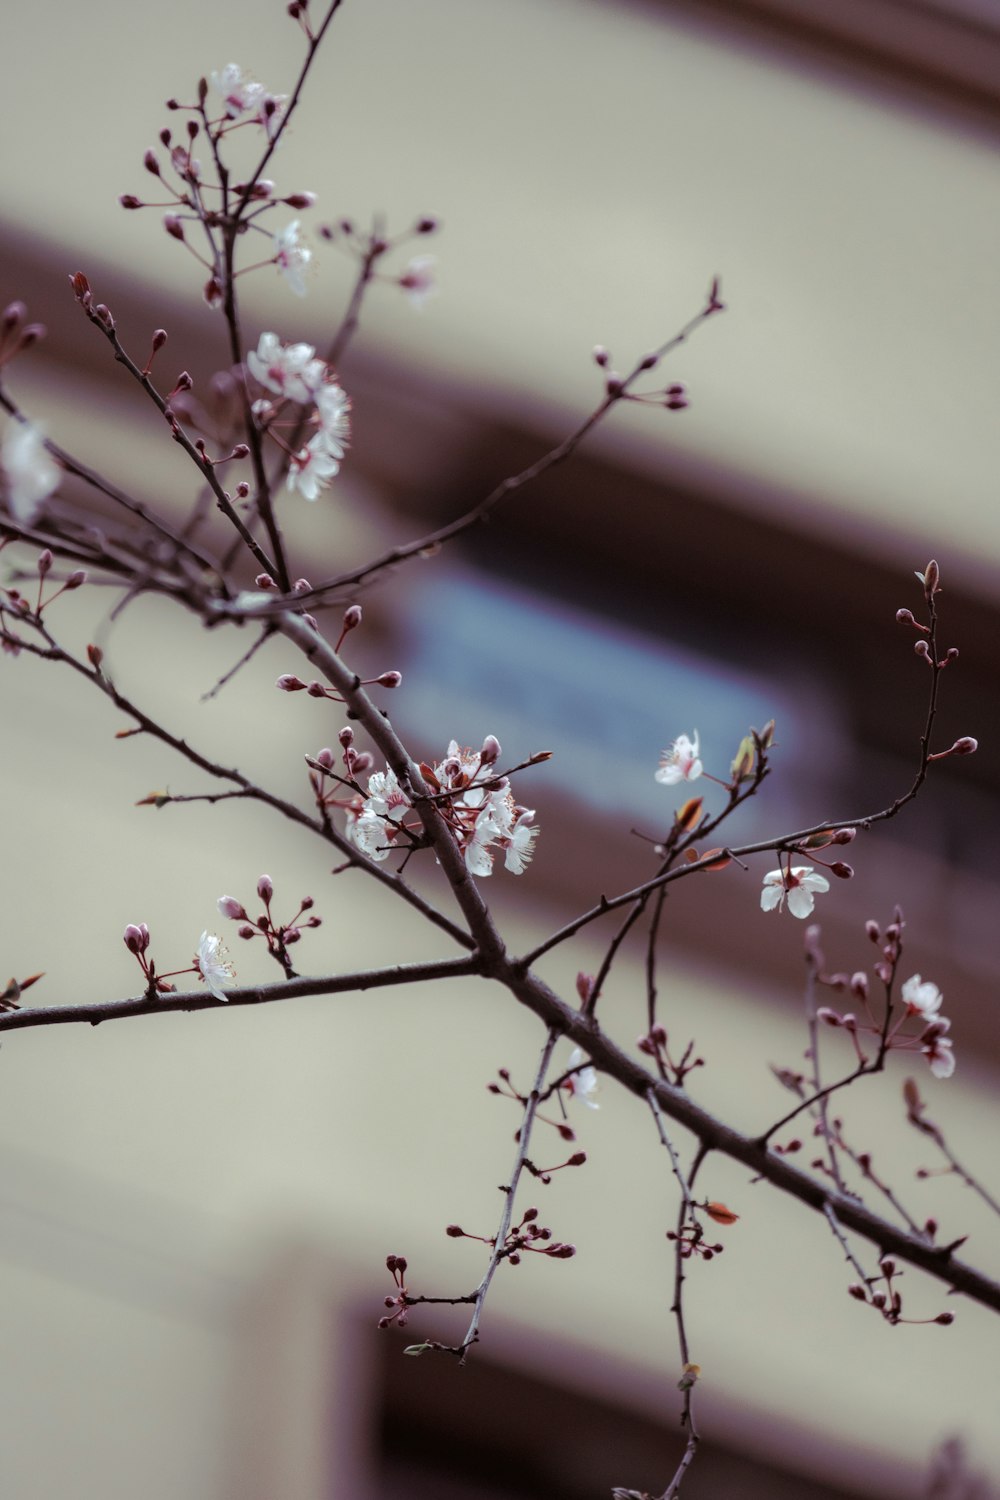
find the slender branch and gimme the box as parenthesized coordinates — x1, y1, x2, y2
(216, 289, 727, 617)
(0, 955, 482, 1032)
(456, 1027, 560, 1361)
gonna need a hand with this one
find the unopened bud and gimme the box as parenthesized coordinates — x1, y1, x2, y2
(914, 640, 930, 658)
(896, 608, 916, 625)
(832, 827, 856, 844)
(256, 875, 274, 902)
(163, 215, 185, 241)
(445, 1224, 464, 1237)
(848, 1284, 868, 1301)
(342, 604, 362, 631)
(865, 920, 880, 943)
(123, 923, 149, 954)
(119, 194, 142, 210)
(830, 862, 854, 880)
(951, 736, 978, 755)
(377, 671, 402, 688)
(87, 643, 103, 669)
(480, 734, 501, 765)
(850, 972, 868, 999)
(921, 559, 940, 597)
(276, 674, 306, 691)
(592, 345, 611, 367)
(37, 549, 53, 578)
(217, 896, 246, 921)
(934, 1312, 955, 1325)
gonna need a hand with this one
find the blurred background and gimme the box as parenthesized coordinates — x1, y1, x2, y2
(1, 0, 999, 1495)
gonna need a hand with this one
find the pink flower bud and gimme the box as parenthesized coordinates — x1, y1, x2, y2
(934, 1312, 955, 1325)
(217, 896, 246, 921)
(592, 345, 610, 367)
(307, 681, 328, 697)
(377, 671, 402, 688)
(119, 195, 142, 210)
(480, 734, 501, 765)
(816, 1007, 842, 1026)
(951, 736, 978, 755)
(292, 578, 312, 593)
(832, 827, 856, 844)
(848, 1284, 867, 1300)
(351, 751, 374, 775)
(65, 570, 87, 589)
(37, 549, 53, 578)
(276, 674, 305, 691)
(123, 923, 149, 954)
(143, 149, 161, 176)
(255, 573, 278, 590)
(2, 301, 26, 334)
(922, 559, 940, 596)
(315, 747, 335, 769)
(342, 604, 362, 630)
(163, 215, 186, 241)
(850, 972, 868, 999)
(914, 640, 930, 658)
(445, 1224, 464, 1237)
(257, 875, 274, 902)
(895, 608, 915, 625)
(865, 920, 880, 943)
(830, 862, 854, 879)
(283, 192, 317, 209)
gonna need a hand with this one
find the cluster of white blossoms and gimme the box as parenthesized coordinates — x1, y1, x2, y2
(347, 738, 539, 877)
(246, 332, 350, 500)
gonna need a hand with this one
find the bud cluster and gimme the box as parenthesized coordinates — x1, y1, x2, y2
(217, 876, 320, 979)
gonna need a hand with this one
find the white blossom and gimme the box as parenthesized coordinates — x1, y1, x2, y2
(274, 221, 311, 297)
(922, 1021, 956, 1079)
(655, 731, 702, 786)
(195, 931, 235, 1002)
(313, 381, 352, 459)
(399, 255, 437, 310)
(760, 866, 830, 919)
(209, 64, 286, 135)
(2, 421, 60, 525)
(901, 974, 943, 1020)
(210, 63, 267, 119)
(566, 1047, 600, 1109)
(287, 434, 340, 501)
(247, 332, 325, 404)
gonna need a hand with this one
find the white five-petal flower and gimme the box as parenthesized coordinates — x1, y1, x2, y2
(760, 865, 830, 919)
(655, 732, 702, 786)
(195, 931, 235, 1002)
(900, 975, 944, 1020)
